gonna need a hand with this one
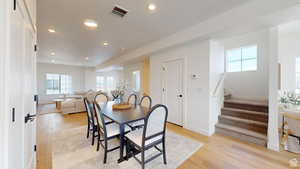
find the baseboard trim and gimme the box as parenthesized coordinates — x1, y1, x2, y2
(184, 126, 210, 136)
(25, 153, 35, 169)
(267, 142, 280, 152)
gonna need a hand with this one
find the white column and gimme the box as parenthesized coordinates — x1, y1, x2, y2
(268, 27, 280, 151)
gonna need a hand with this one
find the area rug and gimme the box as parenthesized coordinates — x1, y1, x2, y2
(52, 126, 203, 169)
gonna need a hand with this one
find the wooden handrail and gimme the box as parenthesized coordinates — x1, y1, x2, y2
(212, 73, 225, 97)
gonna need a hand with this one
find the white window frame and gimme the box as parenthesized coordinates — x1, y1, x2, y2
(96, 76, 105, 91)
(106, 76, 115, 92)
(46, 73, 72, 95)
(132, 70, 141, 92)
(226, 45, 258, 73)
(296, 57, 300, 92)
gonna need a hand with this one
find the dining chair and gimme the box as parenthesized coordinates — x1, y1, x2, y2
(83, 97, 98, 146)
(93, 102, 131, 163)
(94, 93, 109, 104)
(128, 93, 138, 105)
(125, 104, 168, 169)
(140, 95, 152, 109)
(128, 95, 153, 130)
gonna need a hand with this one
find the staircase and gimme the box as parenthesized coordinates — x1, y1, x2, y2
(215, 99, 269, 146)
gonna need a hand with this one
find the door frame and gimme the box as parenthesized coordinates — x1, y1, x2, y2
(0, 0, 10, 168)
(161, 56, 187, 127)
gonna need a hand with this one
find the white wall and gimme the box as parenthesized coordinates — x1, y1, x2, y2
(209, 40, 225, 134)
(84, 67, 96, 91)
(278, 32, 300, 91)
(222, 30, 270, 101)
(37, 63, 86, 103)
(96, 70, 123, 92)
(268, 27, 280, 151)
(150, 39, 224, 135)
(123, 63, 144, 93)
(0, 0, 9, 167)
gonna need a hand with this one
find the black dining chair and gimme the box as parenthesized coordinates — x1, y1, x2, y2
(94, 93, 109, 104)
(93, 102, 131, 163)
(127, 93, 138, 105)
(94, 93, 114, 122)
(128, 95, 153, 130)
(83, 97, 98, 146)
(139, 95, 152, 109)
(125, 104, 168, 169)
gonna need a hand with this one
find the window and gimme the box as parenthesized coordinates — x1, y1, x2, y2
(107, 76, 115, 91)
(296, 57, 300, 90)
(96, 76, 105, 91)
(132, 70, 141, 92)
(226, 45, 258, 72)
(46, 74, 72, 94)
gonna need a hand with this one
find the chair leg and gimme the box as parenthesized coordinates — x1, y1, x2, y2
(92, 126, 96, 145)
(103, 141, 107, 164)
(125, 139, 129, 160)
(162, 139, 167, 164)
(97, 132, 100, 151)
(86, 125, 90, 138)
(141, 150, 145, 169)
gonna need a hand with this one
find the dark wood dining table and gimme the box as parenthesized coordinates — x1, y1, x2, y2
(101, 101, 150, 163)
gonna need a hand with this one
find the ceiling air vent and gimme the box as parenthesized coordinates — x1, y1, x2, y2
(112, 5, 128, 17)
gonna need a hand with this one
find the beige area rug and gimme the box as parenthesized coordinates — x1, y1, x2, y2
(52, 127, 203, 169)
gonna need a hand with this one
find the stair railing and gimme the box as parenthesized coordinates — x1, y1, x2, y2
(212, 73, 225, 97)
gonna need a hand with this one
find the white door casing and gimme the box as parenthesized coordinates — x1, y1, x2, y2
(8, 2, 26, 168)
(23, 21, 37, 169)
(7, 0, 37, 169)
(162, 59, 184, 126)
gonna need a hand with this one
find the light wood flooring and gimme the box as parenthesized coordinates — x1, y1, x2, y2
(37, 104, 300, 169)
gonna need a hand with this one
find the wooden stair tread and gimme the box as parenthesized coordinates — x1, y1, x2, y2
(215, 123, 267, 140)
(220, 115, 267, 126)
(224, 99, 268, 107)
(222, 107, 268, 116)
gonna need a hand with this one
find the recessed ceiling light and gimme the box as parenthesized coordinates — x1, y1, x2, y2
(51, 59, 55, 63)
(84, 19, 98, 28)
(85, 57, 89, 60)
(103, 42, 109, 46)
(148, 3, 156, 11)
(48, 28, 56, 33)
(51, 52, 55, 56)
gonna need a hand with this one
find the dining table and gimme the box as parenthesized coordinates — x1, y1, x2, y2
(101, 101, 150, 163)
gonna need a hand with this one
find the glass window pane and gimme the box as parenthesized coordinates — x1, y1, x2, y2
(227, 49, 241, 62)
(242, 58, 257, 71)
(296, 58, 300, 73)
(242, 46, 257, 60)
(228, 61, 241, 72)
(226, 48, 242, 72)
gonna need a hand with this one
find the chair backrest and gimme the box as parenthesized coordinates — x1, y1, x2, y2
(128, 93, 138, 105)
(86, 91, 96, 103)
(142, 104, 168, 146)
(93, 102, 107, 137)
(94, 93, 109, 105)
(83, 98, 96, 126)
(140, 95, 152, 109)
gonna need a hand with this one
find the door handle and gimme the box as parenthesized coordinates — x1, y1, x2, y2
(25, 113, 36, 123)
(178, 94, 183, 98)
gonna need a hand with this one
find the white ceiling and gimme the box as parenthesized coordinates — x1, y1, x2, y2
(279, 20, 300, 35)
(37, 0, 250, 66)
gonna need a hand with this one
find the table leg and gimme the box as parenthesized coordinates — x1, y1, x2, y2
(118, 124, 125, 163)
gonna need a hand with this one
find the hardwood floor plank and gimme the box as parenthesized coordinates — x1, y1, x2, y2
(37, 104, 300, 169)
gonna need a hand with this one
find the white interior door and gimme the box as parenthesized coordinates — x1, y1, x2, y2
(8, 1, 36, 169)
(8, 2, 26, 169)
(162, 59, 184, 126)
(23, 21, 37, 169)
